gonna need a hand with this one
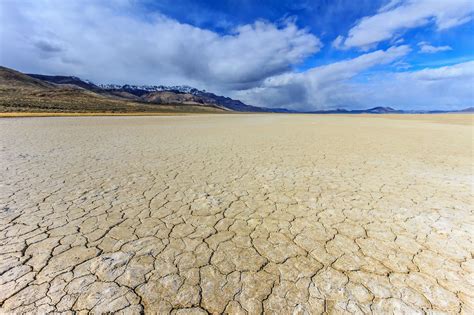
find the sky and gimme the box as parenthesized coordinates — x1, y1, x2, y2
(0, 0, 473, 110)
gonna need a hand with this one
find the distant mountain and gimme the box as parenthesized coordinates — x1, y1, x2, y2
(307, 106, 472, 114)
(190, 90, 273, 112)
(0, 67, 226, 113)
(27, 74, 103, 92)
(308, 106, 403, 114)
(458, 107, 474, 113)
(2, 66, 472, 114)
(98, 83, 271, 112)
(0, 66, 54, 89)
(396, 107, 474, 114)
(98, 84, 200, 96)
(363, 106, 400, 113)
(25, 73, 271, 112)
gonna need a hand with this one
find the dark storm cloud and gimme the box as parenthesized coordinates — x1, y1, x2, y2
(34, 40, 63, 53)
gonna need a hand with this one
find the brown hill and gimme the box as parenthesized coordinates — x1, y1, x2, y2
(143, 91, 209, 105)
(29, 72, 269, 112)
(0, 66, 226, 113)
(0, 66, 54, 89)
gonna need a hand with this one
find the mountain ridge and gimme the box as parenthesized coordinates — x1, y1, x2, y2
(24, 73, 272, 112)
(25, 73, 473, 114)
(0, 67, 226, 113)
(2, 67, 473, 114)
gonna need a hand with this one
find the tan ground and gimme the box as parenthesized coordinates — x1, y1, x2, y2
(0, 114, 472, 314)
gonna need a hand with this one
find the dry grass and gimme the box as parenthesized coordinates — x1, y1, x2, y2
(0, 66, 228, 114)
(0, 87, 227, 114)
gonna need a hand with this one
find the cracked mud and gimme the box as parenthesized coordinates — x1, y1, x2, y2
(0, 114, 472, 314)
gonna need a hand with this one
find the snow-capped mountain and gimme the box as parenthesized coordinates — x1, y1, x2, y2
(97, 83, 270, 111)
(24, 73, 270, 111)
(98, 84, 202, 95)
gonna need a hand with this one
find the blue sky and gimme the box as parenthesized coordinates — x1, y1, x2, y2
(1, 0, 473, 110)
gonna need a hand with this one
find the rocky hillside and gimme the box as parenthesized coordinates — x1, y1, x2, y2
(0, 67, 226, 113)
(23, 73, 270, 112)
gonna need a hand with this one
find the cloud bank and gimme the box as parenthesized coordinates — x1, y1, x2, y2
(235, 46, 412, 110)
(237, 56, 473, 111)
(0, 0, 320, 91)
(348, 61, 474, 110)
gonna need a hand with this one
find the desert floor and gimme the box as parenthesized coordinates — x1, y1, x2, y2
(0, 114, 472, 314)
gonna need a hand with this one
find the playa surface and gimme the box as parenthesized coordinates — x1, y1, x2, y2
(0, 114, 472, 313)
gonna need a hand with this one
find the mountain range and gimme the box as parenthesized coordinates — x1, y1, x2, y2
(0, 66, 472, 114)
(26, 72, 271, 112)
(305, 106, 474, 114)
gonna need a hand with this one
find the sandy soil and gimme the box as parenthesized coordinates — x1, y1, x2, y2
(0, 114, 472, 314)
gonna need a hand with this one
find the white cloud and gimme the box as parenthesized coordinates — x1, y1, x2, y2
(235, 50, 473, 111)
(332, 35, 344, 49)
(0, 0, 321, 92)
(409, 60, 474, 81)
(337, 0, 473, 50)
(350, 61, 474, 110)
(378, 0, 404, 13)
(234, 46, 411, 110)
(417, 42, 452, 54)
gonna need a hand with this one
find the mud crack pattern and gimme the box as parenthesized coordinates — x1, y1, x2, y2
(0, 115, 472, 314)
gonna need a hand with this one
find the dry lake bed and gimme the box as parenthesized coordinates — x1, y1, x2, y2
(0, 114, 473, 314)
